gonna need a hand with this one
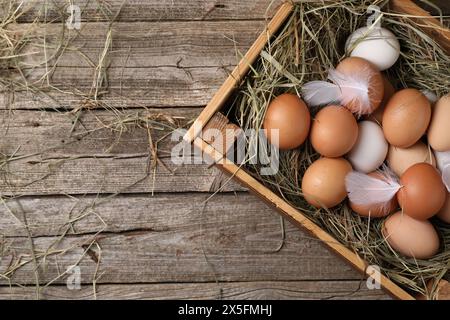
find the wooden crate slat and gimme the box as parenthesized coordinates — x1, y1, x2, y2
(390, 0, 450, 54)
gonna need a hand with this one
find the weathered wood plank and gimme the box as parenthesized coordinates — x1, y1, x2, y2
(19, 21, 262, 68)
(0, 107, 244, 195)
(2, 66, 232, 110)
(8, 1, 450, 23)
(2, 20, 264, 110)
(25, 66, 228, 99)
(0, 216, 363, 285)
(0, 155, 245, 195)
(0, 281, 389, 300)
(0, 193, 264, 237)
(0, 108, 198, 156)
(11, 0, 449, 24)
(1, 89, 207, 110)
(9, 0, 281, 22)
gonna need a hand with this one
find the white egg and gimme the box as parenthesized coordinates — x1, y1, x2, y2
(347, 121, 388, 173)
(345, 27, 400, 71)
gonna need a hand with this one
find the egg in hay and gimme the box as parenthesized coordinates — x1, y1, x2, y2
(382, 88, 431, 148)
(387, 141, 436, 177)
(263, 93, 311, 150)
(347, 121, 388, 173)
(383, 211, 440, 259)
(302, 157, 352, 209)
(397, 163, 446, 220)
(345, 27, 400, 71)
(428, 95, 450, 152)
(310, 105, 358, 157)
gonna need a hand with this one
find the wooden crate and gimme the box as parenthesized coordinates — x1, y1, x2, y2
(184, 0, 450, 300)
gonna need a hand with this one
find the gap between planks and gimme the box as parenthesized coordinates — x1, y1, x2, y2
(0, 280, 389, 300)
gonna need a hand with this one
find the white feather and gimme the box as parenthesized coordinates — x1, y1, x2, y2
(345, 167, 401, 206)
(328, 68, 372, 115)
(301, 81, 341, 107)
(442, 165, 450, 192)
(301, 66, 375, 115)
(435, 151, 450, 192)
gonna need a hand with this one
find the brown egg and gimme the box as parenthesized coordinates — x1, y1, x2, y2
(383, 211, 440, 259)
(349, 172, 398, 218)
(382, 89, 431, 148)
(335, 57, 384, 114)
(397, 163, 446, 220)
(428, 95, 450, 152)
(302, 157, 352, 208)
(263, 93, 311, 150)
(387, 141, 436, 177)
(368, 75, 396, 124)
(310, 105, 358, 157)
(437, 193, 450, 224)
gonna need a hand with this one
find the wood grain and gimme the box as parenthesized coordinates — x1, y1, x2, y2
(8, 0, 450, 23)
(0, 108, 199, 156)
(0, 281, 388, 300)
(4, 193, 267, 237)
(2, 20, 263, 110)
(0, 213, 363, 285)
(9, 0, 282, 23)
(0, 108, 245, 195)
(0, 155, 246, 195)
(18, 21, 263, 68)
(1, 66, 232, 111)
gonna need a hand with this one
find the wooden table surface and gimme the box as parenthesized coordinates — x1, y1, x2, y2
(0, 0, 448, 300)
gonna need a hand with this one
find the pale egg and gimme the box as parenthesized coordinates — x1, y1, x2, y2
(347, 121, 388, 173)
(383, 211, 440, 259)
(345, 27, 400, 71)
(428, 95, 450, 152)
(387, 141, 436, 177)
